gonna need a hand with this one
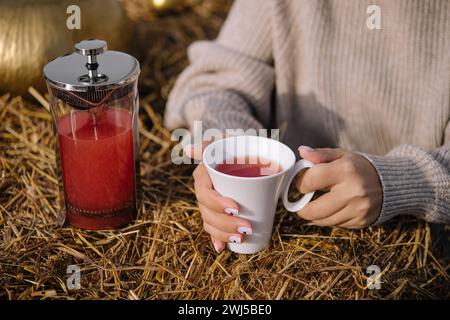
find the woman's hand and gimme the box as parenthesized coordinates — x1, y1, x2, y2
(184, 143, 253, 253)
(296, 146, 382, 228)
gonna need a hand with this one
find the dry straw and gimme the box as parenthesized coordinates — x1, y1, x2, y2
(1, 0, 449, 300)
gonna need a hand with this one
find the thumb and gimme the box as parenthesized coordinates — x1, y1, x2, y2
(183, 141, 210, 161)
(298, 146, 347, 164)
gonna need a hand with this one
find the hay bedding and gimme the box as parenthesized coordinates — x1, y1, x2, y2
(1, 0, 449, 300)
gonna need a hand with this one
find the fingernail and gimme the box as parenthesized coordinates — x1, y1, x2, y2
(237, 227, 252, 235)
(229, 236, 241, 244)
(213, 240, 223, 253)
(224, 208, 239, 216)
(299, 145, 315, 152)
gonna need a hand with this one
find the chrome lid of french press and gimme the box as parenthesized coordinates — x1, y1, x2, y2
(44, 39, 140, 92)
(75, 39, 109, 85)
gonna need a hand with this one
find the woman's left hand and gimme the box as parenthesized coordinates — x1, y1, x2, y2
(296, 146, 383, 229)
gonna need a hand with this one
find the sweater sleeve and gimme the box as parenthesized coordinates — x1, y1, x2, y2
(360, 129, 450, 225)
(164, 0, 274, 133)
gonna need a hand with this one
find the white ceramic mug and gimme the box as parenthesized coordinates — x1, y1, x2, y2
(203, 135, 315, 254)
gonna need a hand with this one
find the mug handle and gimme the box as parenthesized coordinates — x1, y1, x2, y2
(282, 159, 315, 212)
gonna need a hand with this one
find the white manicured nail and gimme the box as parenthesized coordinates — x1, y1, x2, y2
(229, 236, 241, 244)
(224, 208, 239, 216)
(237, 227, 252, 235)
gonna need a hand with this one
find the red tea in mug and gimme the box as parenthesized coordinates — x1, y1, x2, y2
(215, 156, 282, 178)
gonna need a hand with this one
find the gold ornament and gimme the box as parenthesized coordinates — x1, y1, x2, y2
(151, 0, 185, 12)
(0, 0, 131, 96)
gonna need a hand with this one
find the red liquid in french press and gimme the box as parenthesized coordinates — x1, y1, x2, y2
(58, 109, 135, 229)
(44, 40, 141, 230)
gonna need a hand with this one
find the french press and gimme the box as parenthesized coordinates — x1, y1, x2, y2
(44, 39, 141, 230)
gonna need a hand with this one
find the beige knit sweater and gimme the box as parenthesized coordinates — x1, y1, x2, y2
(165, 0, 450, 225)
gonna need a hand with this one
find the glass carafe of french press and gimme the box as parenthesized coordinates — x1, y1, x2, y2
(44, 40, 140, 230)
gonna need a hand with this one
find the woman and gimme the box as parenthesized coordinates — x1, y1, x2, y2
(164, 0, 450, 253)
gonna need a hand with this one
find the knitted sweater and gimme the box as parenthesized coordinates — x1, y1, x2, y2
(164, 0, 450, 225)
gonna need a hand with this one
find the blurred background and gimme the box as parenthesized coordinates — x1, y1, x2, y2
(0, 0, 232, 114)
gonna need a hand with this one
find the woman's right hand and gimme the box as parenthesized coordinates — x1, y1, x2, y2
(184, 142, 253, 253)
